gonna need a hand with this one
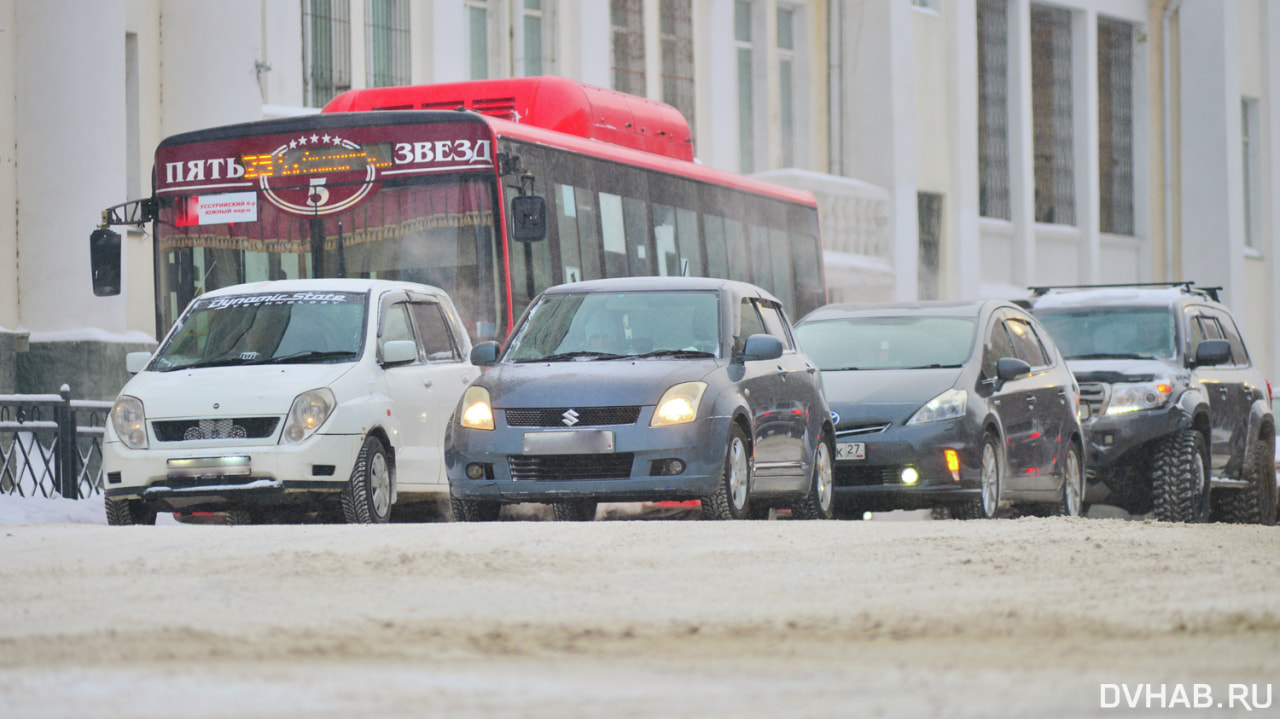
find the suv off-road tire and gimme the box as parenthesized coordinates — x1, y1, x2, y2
(342, 436, 393, 524)
(552, 500, 598, 521)
(702, 425, 751, 520)
(1219, 432, 1278, 525)
(105, 497, 157, 526)
(1151, 429, 1210, 523)
(791, 436, 835, 520)
(450, 496, 501, 522)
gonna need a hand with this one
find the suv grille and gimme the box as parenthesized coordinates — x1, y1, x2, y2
(505, 407, 642, 427)
(153, 418, 280, 442)
(1077, 383, 1109, 420)
(508, 453, 635, 481)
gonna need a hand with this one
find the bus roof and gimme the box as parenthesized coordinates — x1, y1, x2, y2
(324, 76, 695, 162)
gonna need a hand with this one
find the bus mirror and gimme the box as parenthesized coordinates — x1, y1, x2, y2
(90, 227, 122, 296)
(511, 195, 546, 242)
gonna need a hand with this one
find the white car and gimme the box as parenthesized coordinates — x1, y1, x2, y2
(102, 279, 478, 524)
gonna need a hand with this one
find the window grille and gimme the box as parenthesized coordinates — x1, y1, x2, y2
(303, 0, 352, 108)
(366, 0, 409, 88)
(778, 6, 795, 167)
(1031, 4, 1074, 225)
(1098, 18, 1133, 235)
(522, 0, 545, 77)
(977, 0, 1010, 220)
(611, 0, 645, 96)
(661, 0, 695, 134)
(468, 1, 490, 80)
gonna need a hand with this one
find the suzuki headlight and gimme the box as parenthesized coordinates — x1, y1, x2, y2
(111, 395, 148, 450)
(651, 382, 708, 427)
(1106, 379, 1173, 415)
(460, 386, 494, 430)
(907, 388, 967, 425)
(281, 388, 335, 444)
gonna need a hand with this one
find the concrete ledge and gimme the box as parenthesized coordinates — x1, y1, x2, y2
(16, 339, 157, 402)
(0, 331, 32, 394)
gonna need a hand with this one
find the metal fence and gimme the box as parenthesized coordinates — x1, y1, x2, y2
(0, 387, 113, 499)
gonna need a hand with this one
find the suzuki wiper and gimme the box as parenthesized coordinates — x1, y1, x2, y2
(519, 351, 625, 363)
(635, 349, 715, 359)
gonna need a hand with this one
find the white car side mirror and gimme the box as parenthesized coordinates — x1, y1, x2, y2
(125, 351, 152, 374)
(382, 340, 418, 365)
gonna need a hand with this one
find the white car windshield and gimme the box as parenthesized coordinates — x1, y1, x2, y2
(152, 291, 368, 371)
(505, 291, 720, 362)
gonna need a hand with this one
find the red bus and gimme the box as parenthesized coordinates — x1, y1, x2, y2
(93, 76, 826, 342)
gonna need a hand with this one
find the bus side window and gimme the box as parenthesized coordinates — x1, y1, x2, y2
(724, 218, 750, 283)
(600, 192, 628, 278)
(768, 228, 795, 311)
(622, 196, 650, 276)
(790, 232, 823, 316)
(746, 225, 771, 293)
(704, 215, 729, 279)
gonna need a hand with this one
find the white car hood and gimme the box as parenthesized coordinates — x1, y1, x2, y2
(122, 363, 357, 419)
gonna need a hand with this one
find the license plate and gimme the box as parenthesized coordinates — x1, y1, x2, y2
(836, 442, 865, 460)
(522, 429, 616, 455)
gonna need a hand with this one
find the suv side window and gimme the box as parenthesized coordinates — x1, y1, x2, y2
(1006, 318, 1050, 368)
(408, 301, 460, 361)
(756, 300, 796, 351)
(1208, 308, 1250, 366)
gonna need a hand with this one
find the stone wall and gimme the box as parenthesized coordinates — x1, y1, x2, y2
(13, 340, 156, 401)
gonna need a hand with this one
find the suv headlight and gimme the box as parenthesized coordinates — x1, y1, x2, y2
(281, 388, 336, 444)
(111, 395, 148, 449)
(1106, 379, 1173, 415)
(907, 388, 967, 425)
(460, 386, 494, 430)
(651, 382, 708, 427)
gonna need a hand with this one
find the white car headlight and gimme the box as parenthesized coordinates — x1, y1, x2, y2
(651, 382, 708, 427)
(1106, 379, 1173, 415)
(111, 395, 148, 449)
(907, 388, 967, 425)
(460, 386, 495, 430)
(280, 388, 336, 444)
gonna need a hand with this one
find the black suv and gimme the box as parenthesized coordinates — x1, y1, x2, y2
(1029, 283, 1276, 524)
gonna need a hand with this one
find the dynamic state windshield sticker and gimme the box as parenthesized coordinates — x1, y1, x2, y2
(156, 124, 494, 218)
(196, 292, 358, 310)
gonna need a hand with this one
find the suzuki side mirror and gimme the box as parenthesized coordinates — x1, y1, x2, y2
(739, 334, 783, 362)
(470, 341, 501, 366)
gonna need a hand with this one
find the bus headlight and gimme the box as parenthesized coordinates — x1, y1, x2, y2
(111, 395, 148, 450)
(460, 386, 495, 430)
(651, 382, 707, 427)
(281, 388, 335, 444)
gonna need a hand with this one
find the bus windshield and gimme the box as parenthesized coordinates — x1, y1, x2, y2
(152, 118, 504, 344)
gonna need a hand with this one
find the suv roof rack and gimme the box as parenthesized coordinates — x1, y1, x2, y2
(1028, 282, 1221, 303)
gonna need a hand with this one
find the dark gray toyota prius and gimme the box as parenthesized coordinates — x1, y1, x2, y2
(445, 277, 834, 521)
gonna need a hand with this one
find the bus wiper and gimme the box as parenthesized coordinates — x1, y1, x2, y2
(1068, 352, 1151, 360)
(255, 350, 358, 365)
(635, 349, 715, 359)
(521, 351, 625, 363)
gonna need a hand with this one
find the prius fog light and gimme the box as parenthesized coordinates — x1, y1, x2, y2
(901, 467, 919, 485)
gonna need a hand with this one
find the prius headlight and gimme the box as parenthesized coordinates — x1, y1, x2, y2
(1106, 378, 1173, 415)
(281, 388, 335, 444)
(651, 382, 708, 427)
(460, 386, 495, 430)
(111, 395, 148, 449)
(907, 388, 968, 425)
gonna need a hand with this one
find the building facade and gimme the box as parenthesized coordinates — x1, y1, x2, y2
(0, 0, 1277, 398)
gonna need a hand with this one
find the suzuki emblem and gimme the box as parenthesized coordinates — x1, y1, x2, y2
(562, 409, 580, 426)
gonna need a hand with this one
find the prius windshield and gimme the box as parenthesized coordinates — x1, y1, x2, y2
(152, 291, 368, 371)
(505, 291, 721, 362)
(796, 316, 976, 371)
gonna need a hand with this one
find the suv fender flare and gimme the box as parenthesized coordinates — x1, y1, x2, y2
(1174, 389, 1210, 430)
(1246, 400, 1274, 454)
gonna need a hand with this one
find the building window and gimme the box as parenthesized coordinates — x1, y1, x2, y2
(778, 6, 795, 167)
(976, 0, 1010, 220)
(735, 0, 755, 172)
(303, 0, 352, 107)
(611, 0, 645, 96)
(366, 0, 409, 88)
(468, 1, 490, 79)
(1098, 18, 1133, 236)
(918, 193, 944, 300)
(661, 0, 695, 133)
(1243, 97, 1261, 249)
(521, 0, 546, 77)
(1031, 4, 1074, 225)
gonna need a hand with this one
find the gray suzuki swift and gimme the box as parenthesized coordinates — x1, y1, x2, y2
(445, 277, 835, 521)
